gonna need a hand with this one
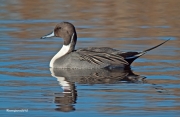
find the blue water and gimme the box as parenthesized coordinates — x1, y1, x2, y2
(0, 0, 180, 117)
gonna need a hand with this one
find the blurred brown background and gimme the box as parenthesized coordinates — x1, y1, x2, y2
(0, 0, 180, 116)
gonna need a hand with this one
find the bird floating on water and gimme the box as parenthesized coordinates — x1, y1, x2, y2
(41, 22, 169, 69)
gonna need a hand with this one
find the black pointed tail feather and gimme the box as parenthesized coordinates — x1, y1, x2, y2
(124, 39, 170, 65)
(143, 39, 170, 52)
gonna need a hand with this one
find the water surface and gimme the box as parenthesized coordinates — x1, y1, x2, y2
(0, 0, 180, 117)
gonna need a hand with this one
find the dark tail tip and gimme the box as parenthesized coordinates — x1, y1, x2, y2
(125, 39, 170, 65)
(143, 38, 170, 52)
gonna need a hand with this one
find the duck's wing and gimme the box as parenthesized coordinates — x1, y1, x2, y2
(76, 39, 169, 66)
(76, 49, 129, 66)
(77, 47, 119, 53)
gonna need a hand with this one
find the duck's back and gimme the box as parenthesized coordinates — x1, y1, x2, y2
(77, 47, 120, 53)
(53, 47, 128, 69)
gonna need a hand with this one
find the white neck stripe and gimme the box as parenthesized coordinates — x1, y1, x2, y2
(50, 33, 74, 68)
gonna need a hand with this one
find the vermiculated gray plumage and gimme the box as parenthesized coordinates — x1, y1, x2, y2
(41, 22, 169, 69)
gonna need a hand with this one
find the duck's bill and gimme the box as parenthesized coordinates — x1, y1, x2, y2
(41, 31, 54, 39)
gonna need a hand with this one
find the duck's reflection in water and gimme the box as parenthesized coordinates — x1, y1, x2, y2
(50, 68, 146, 112)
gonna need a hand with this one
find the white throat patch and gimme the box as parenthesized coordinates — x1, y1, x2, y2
(50, 33, 74, 68)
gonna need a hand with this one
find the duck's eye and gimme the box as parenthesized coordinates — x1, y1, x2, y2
(58, 27, 61, 30)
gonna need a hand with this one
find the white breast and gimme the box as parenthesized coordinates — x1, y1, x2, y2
(49, 33, 74, 68)
(50, 44, 71, 67)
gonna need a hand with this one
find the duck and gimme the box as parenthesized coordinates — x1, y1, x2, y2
(41, 22, 169, 69)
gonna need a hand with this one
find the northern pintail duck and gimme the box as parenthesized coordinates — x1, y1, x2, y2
(41, 22, 169, 69)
